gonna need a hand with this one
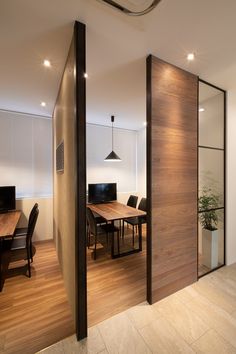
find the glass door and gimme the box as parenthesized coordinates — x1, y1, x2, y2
(198, 80, 226, 277)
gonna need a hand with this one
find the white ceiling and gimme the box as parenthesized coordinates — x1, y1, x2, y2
(1, 0, 236, 129)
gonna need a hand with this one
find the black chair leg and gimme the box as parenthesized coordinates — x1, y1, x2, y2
(27, 249, 31, 278)
(122, 220, 125, 238)
(132, 226, 135, 246)
(30, 242, 33, 263)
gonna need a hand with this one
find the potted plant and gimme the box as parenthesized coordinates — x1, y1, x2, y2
(198, 188, 220, 269)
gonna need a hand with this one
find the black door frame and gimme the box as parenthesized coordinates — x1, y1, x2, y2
(74, 21, 87, 340)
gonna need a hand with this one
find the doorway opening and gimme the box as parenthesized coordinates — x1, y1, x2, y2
(85, 51, 147, 326)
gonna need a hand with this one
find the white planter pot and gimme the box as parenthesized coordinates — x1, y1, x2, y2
(202, 228, 218, 269)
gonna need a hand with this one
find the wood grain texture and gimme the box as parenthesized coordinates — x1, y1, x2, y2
(88, 202, 146, 221)
(87, 227, 147, 326)
(147, 55, 198, 303)
(0, 241, 74, 354)
(0, 211, 21, 238)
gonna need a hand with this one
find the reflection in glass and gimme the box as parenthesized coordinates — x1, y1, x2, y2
(198, 209, 224, 276)
(199, 82, 224, 149)
(199, 148, 224, 208)
(198, 80, 225, 277)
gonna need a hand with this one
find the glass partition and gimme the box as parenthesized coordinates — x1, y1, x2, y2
(198, 80, 225, 277)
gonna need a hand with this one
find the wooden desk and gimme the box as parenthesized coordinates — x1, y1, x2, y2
(87, 202, 146, 258)
(0, 210, 21, 291)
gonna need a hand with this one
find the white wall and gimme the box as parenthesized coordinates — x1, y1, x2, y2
(87, 123, 147, 205)
(87, 124, 137, 199)
(0, 110, 53, 241)
(226, 89, 236, 265)
(0, 110, 52, 198)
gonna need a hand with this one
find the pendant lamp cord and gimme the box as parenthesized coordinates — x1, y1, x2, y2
(111, 115, 114, 150)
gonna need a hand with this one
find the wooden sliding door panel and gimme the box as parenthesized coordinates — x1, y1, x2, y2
(53, 21, 87, 340)
(147, 55, 198, 304)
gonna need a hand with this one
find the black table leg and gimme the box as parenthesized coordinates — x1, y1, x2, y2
(111, 220, 115, 258)
(0, 238, 12, 292)
(138, 222, 142, 252)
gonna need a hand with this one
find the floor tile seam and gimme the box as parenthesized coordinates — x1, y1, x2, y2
(96, 323, 113, 354)
(189, 328, 212, 347)
(153, 306, 209, 346)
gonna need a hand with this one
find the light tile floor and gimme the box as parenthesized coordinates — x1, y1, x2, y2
(38, 263, 236, 354)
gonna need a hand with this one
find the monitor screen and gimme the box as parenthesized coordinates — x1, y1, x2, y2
(88, 183, 117, 203)
(0, 186, 16, 212)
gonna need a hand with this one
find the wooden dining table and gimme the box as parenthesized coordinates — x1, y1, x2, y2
(0, 210, 21, 291)
(87, 202, 146, 258)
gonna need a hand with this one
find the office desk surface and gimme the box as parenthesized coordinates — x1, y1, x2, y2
(0, 211, 21, 238)
(87, 202, 146, 221)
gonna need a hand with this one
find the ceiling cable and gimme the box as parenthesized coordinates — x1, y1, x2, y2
(97, 0, 162, 16)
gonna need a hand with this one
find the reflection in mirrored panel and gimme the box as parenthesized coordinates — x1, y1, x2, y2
(198, 80, 225, 278)
(199, 81, 224, 149)
(199, 148, 224, 208)
(198, 209, 224, 277)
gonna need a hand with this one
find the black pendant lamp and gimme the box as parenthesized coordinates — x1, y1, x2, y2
(104, 116, 122, 161)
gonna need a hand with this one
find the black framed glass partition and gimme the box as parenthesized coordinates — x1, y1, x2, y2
(198, 80, 226, 277)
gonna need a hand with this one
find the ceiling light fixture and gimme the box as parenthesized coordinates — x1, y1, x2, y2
(84, 73, 88, 79)
(43, 59, 51, 67)
(104, 116, 122, 162)
(187, 53, 195, 61)
(199, 108, 205, 112)
(143, 122, 147, 126)
(41, 102, 46, 107)
(98, 0, 162, 16)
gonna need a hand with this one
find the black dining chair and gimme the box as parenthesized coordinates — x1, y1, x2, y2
(87, 207, 119, 260)
(14, 203, 38, 263)
(127, 195, 138, 208)
(14, 203, 38, 236)
(122, 195, 138, 238)
(122, 197, 147, 245)
(10, 205, 39, 278)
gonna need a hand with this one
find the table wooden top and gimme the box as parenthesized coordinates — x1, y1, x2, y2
(87, 202, 146, 221)
(0, 210, 21, 238)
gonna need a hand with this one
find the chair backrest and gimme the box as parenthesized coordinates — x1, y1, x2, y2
(29, 203, 39, 226)
(86, 207, 97, 236)
(138, 197, 147, 212)
(127, 195, 138, 208)
(26, 206, 39, 248)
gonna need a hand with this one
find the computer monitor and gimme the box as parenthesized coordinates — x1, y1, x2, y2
(0, 186, 16, 212)
(88, 183, 117, 203)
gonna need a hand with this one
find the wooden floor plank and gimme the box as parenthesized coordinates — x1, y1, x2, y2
(0, 241, 74, 354)
(87, 226, 147, 326)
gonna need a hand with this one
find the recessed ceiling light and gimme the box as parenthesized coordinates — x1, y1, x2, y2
(199, 108, 205, 112)
(41, 102, 46, 107)
(143, 122, 147, 126)
(84, 73, 88, 79)
(43, 59, 51, 67)
(187, 53, 195, 61)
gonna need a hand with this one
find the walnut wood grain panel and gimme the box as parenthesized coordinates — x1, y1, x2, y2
(147, 55, 198, 303)
(0, 211, 21, 238)
(88, 202, 146, 221)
